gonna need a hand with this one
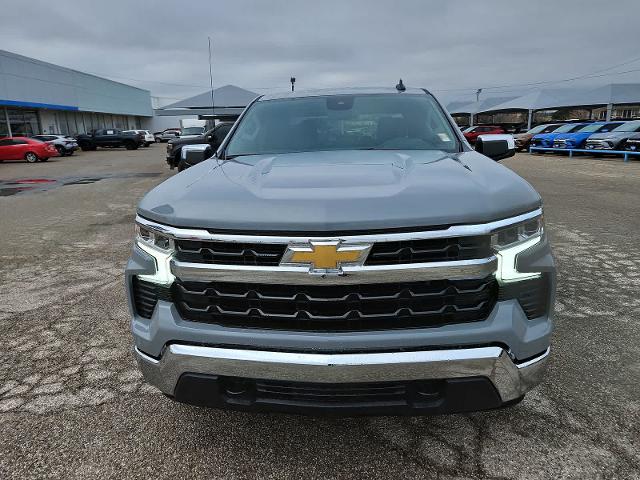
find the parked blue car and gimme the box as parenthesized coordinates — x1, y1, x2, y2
(530, 123, 587, 148)
(552, 121, 624, 149)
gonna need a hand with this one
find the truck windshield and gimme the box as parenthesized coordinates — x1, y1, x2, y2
(181, 127, 205, 135)
(226, 94, 460, 157)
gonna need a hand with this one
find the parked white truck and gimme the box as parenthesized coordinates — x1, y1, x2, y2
(179, 119, 207, 138)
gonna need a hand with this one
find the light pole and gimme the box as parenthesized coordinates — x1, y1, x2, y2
(208, 36, 215, 122)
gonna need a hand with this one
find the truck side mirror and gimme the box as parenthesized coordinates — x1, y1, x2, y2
(181, 144, 213, 166)
(475, 134, 516, 161)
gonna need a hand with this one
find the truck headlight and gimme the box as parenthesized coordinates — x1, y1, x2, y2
(135, 224, 175, 285)
(492, 214, 543, 283)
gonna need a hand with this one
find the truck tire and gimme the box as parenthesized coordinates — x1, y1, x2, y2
(124, 141, 138, 150)
(55, 145, 67, 157)
(25, 152, 39, 163)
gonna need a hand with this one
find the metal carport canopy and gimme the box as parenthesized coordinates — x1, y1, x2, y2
(478, 84, 640, 113)
(447, 96, 518, 115)
(154, 84, 259, 117)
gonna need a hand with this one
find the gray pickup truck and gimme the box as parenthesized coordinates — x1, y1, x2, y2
(126, 86, 555, 416)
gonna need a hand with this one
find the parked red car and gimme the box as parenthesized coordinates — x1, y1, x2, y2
(462, 125, 505, 143)
(0, 136, 59, 163)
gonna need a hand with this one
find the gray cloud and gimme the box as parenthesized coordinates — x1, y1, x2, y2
(1, 0, 639, 104)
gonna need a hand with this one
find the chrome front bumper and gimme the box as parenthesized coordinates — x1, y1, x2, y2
(135, 344, 549, 403)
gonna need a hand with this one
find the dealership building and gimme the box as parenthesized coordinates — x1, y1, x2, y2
(0, 50, 152, 137)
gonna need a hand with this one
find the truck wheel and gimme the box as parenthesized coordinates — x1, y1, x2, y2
(177, 160, 188, 172)
(25, 152, 39, 163)
(125, 142, 138, 150)
(55, 145, 66, 157)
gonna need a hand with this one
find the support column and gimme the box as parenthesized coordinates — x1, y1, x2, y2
(527, 109, 533, 130)
(4, 107, 11, 137)
(469, 113, 474, 127)
(605, 103, 613, 121)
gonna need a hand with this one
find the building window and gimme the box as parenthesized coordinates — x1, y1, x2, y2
(7, 109, 40, 136)
(114, 115, 124, 129)
(0, 108, 9, 136)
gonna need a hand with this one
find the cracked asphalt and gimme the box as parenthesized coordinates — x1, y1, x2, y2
(0, 147, 639, 479)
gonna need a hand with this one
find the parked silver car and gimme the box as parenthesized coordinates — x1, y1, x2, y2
(32, 134, 78, 156)
(154, 129, 181, 143)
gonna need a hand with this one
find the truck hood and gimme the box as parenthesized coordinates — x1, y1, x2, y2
(138, 150, 541, 232)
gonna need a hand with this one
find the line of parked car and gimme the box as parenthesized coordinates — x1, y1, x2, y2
(0, 123, 210, 164)
(462, 120, 640, 157)
(0, 128, 161, 164)
(516, 120, 640, 153)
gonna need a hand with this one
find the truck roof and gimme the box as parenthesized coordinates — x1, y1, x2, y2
(259, 86, 429, 101)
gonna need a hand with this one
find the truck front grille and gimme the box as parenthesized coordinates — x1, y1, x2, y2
(172, 276, 498, 331)
(365, 236, 490, 265)
(255, 379, 411, 405)
(175, 240, 286, 266)
(174, 235, 491, 267)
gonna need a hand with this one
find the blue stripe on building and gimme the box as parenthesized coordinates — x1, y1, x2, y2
(0, 99, 79, 111)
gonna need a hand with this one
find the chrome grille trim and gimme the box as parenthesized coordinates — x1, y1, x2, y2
(135, 208, 542, 244)
(170, 257, 498, 284)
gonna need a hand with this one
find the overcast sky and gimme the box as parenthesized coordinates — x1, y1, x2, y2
(2, 0, 639, 105)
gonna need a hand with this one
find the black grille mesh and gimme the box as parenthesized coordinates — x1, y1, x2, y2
(498, 275, 550, 319)
(175, 235, 491, 267)
(172, 276, 498, 331)
(132, 278, 171, 319)
(365, 236, 491, 265)
(132, 277, 158, 318)
(175, 240, 286, 266)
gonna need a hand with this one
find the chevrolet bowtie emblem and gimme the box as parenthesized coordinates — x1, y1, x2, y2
(281, 240, 372, 274)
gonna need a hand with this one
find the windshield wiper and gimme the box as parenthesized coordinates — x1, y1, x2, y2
(224, 153, 261, 160)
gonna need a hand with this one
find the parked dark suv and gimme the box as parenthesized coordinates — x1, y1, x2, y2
(166, 122, 233, 169)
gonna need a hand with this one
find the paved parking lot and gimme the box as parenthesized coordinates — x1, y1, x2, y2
(1, 146, 639, 479)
